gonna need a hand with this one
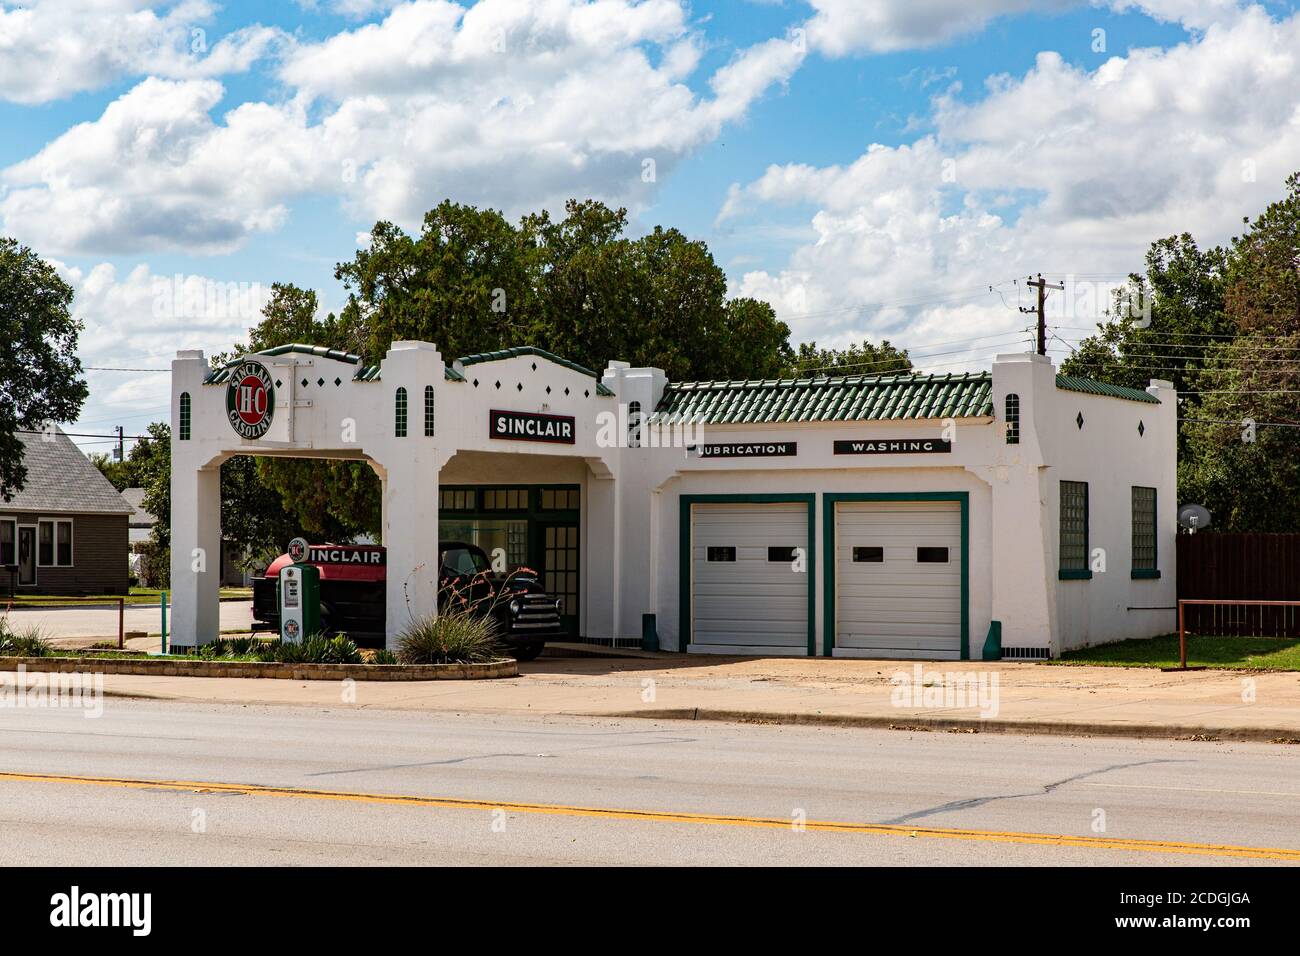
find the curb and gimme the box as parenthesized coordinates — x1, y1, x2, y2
(0, 656, 517, 682)
(596, 708, 1300, 745)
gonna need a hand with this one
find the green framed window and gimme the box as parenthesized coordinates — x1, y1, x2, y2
(394, 387, 407, 437)
(1131, 486, 1159, 578)
(1059, 480, 1090, 578)
(483, 488, 528, 510)
(1004, 393, 1019, 444)
(540, 488, 580, 510)
(439, 488, 475, 511)
(628, 401, 642, 448)
(424, 385, 435, 437)
(179, 392, 191, 441)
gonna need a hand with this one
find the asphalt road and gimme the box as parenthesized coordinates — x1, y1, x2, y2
(1, 700, 1298, 866)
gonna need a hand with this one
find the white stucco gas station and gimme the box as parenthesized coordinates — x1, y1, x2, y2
(170, 341, 1176, 659)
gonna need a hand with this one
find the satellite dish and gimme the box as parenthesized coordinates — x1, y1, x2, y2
(1178, 504, 1211, 531)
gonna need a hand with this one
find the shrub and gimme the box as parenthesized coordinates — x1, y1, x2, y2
(398, 610, 501, 664)
(0, 620, 54, 658)
(260, 634, 362, 665)
(368, 648, 399, 665)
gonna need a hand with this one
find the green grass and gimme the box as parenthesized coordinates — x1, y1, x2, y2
(1057, 633, 1300, 671)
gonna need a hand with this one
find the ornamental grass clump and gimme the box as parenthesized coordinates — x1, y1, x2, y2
(397, 610, 501, 665)
(0, 618, 53, 657)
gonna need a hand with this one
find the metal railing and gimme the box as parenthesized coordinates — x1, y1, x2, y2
(1176, 598, 1300, 669)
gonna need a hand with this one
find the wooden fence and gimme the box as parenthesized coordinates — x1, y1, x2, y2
(1177, 533, 1300, 637)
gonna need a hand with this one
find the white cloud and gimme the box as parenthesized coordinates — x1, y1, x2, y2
(0, 0, 286, 104)
(725, 5, 1300, 363)
(56, 260, 272, 438)
(805, 0, 1077, 56)
(3, 0, 804, 256)
(2, 78, 322, 255)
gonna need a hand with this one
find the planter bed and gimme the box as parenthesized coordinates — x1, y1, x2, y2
(0, 655, 517, 681)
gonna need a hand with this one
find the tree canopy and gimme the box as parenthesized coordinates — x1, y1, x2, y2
(0, 238, 87, 501)
(1062, 172, 1300, 531)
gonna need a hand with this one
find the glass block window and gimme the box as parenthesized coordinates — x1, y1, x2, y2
(394, 387, 408, 437)
(706, 546, 736, 562)
(424, 385, 435, 437)
(628, 401, 642, 448)
(482, 488, 528, 510)
(1059, 480, 1089, 572)
(1132, 486, 1157, 572)
(439, 489, 475, 511)
(179, 392, 191, 441)
(540, 488, 580, 510)
(1004, 393, 1019, 444)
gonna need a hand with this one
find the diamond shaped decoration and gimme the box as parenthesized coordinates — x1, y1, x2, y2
(531, 362, 537, 371)
(494, 380, 501, 389)
(1138, 420, 1145, 436)
(564, 387, 570, 396)
(275, 379, 282, 388)
(301, 377, 309, 388)
(516, 382, 523, 391)
(317, 377, 325, 387)
(1075, 411, 1084, 430)
(334, 377, 342, 387)
(545, 386, 552, 394)
(584, 389, 590, 398)
(472, 378, 479, 387)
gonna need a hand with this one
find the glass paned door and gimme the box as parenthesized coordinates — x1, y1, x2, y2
(540, 523, 579, 635)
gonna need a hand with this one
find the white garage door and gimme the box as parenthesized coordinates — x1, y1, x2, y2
(691, 502, 808, 654)
(834, 500, 962, 659)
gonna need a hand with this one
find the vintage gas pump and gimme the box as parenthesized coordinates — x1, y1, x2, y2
(277, 537, 321, 643)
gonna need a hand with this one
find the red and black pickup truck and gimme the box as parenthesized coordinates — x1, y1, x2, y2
(253, 542, 563, 661)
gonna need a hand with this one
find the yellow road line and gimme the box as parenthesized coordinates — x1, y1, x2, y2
(2, 770, 1297, 862)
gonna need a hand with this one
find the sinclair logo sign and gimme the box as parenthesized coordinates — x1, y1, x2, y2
(225, 360, 276, 440)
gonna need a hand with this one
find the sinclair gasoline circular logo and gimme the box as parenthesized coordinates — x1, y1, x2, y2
(225, 360, 275, 439)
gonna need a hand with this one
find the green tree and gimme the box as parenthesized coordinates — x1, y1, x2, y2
(0, 238, 88, 500)
(790, 339, 913, 378)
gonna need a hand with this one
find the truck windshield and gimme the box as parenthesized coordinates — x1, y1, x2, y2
(441, 547, 491, 576)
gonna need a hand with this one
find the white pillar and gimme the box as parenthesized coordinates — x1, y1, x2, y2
(169, 463, 221, 648)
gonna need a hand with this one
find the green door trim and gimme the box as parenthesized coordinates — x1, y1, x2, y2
(679, 493, 816, 656)
(822, 492, 970, 660)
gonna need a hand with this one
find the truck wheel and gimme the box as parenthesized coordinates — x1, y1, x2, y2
(511, 643, 545, 663)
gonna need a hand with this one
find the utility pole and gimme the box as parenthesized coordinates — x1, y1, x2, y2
(114, 425, 124, 462)
(1021, 273, 1064, 356)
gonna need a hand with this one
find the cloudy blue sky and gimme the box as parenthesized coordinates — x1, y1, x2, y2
(2, 0, 1298, 453)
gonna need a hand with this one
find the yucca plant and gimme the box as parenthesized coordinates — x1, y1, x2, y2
(397, 609, 502, 664)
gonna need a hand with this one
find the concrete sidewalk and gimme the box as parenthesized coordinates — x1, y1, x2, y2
(14, 654, 1300, 743)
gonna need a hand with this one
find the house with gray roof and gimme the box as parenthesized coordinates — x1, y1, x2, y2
(1, 427, 132, 595)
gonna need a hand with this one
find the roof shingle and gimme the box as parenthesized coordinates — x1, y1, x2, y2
(2, 429, 134, 514)
(648, 372, 994, 425)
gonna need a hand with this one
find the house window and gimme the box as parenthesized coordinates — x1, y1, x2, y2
(179, 392, 191, 441)
(917, 547, 949, 563)
(394, 387, 407, 437)
(767, 546, 798, 562)
(37, 521, 54, 566)
(852, 546, 883, 562)
(1005, 393, 1019, 444)
(1059, 480, 1090, 577)
(706, 546, 736, 562)
(628, 401, 642, 448)
(0, 520, 14, 566)
(424, 385, 435, 437)
(1132, 486, 1157, 576)
(56, 521, 72, 566)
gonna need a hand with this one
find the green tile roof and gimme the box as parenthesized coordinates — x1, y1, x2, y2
(205, 343, 613, 395)
(1055, 375, 1160, 404)
(648, 372, 994, 425)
